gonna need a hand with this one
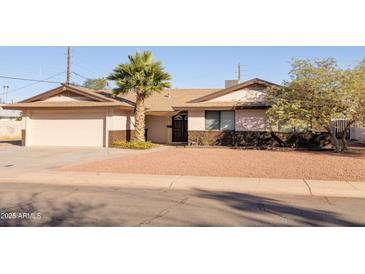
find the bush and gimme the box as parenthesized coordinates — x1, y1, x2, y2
(111, 140, 156, 150)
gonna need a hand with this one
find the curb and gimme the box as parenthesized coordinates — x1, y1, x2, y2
(1, 171, 365, 198)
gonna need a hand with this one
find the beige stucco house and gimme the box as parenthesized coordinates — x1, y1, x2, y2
(3, 78, 280, 147)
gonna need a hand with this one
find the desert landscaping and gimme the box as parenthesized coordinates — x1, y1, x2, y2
(64, 147, 365, 181)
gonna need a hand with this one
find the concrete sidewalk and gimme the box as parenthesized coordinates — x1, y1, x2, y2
(1, 170, 365, 198)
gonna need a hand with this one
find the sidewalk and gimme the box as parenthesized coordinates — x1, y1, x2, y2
(1, 170, 365, 198)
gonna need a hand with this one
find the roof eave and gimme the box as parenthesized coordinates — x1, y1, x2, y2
(19, 85, 119, 104)
(172, 106, 235, 111)
(2, 104, 133, 110)
(172, 104, 271, 111)
(189, 78, 280, 103)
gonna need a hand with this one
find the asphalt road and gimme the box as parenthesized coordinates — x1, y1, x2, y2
(1, 182, 365, 226)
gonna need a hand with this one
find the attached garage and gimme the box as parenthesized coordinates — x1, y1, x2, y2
(29, 111, 106, 147)
(2, 85, 135, 147)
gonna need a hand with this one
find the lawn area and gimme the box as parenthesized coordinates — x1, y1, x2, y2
(64, 147, 365, 181)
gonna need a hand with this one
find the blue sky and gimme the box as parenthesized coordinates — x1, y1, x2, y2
(0, 46, 364, 102)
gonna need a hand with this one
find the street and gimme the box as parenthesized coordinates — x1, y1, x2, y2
(1, 182, 365, 226)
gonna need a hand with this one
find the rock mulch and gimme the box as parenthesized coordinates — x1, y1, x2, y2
(64, 147, 365, 181)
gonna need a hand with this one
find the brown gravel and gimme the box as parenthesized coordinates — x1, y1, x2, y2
(64, 147, 365, 181)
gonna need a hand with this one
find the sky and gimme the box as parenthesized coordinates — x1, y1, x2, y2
(0, 46, 364, 102)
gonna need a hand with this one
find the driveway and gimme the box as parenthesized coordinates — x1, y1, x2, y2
(0, 144, 167, 175)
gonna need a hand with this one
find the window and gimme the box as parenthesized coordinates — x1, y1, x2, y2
(220, 111, 235, 131)
(205, 111, 220, 130)
(205, 111, 235, 131)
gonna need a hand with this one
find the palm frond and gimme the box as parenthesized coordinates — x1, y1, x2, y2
(108, 50, 172, 97)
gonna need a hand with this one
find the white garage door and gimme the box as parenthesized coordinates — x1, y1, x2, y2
(29, 111, 105, 147)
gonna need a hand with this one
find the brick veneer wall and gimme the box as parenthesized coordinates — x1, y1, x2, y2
(108, 130, 135, 146)
(188, 130, 331, 149)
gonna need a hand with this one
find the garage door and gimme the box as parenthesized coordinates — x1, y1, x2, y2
(29, 111, 105, 147)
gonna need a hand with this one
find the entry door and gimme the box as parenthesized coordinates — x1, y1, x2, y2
(172, 113, 188, 142)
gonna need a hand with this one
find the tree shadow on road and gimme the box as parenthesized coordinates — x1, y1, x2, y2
(0, 198, 117, 227)
(195, 189, 365, 226)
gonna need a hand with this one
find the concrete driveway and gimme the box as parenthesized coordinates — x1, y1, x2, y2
(0, 145, 168, 175)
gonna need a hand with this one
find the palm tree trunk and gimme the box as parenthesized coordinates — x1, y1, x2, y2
(134, 94, 145, 142)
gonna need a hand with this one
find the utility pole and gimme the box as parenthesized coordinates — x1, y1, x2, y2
(2, 85, 9, 104)
(5, 85, 9, 103)
(66, 46, 71, 85)
(1, 86, 4, 103)
(237, 63, 241, 83)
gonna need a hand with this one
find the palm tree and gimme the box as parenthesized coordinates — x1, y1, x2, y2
(108, 51, 172, 141)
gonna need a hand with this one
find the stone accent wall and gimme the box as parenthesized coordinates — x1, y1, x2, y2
(21, 129, 26, 146)
(108, 130, 135, 146)
(188, 131, 331, 149)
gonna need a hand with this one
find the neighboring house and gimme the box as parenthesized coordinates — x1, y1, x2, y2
(350, 126, 365, 143)
(331, 119, 365, 144)
(0, 104, 23, 140)
(0, 104, 21, 120)
(2, 78, 309, 147)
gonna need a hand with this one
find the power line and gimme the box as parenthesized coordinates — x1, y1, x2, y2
(5, 71, 66, 94)
(71, 62, 101, 77)
(0, 75, 64, 85)
(72, 71, 89, 80)
(71, 48, 110, 75)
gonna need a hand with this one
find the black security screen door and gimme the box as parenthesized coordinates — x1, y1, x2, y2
(172, 113, 188, 142)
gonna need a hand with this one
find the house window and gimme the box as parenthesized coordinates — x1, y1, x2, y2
(205, 111, 235, 131)
(220, 111, 235, 131)
(205, 111, 220, 130)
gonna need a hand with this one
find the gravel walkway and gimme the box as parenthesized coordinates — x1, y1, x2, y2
(64, 147, 365, 181)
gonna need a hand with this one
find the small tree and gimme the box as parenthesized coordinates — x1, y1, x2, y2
(108, 51, 172, 141)
(267, 58, 365, 152)
(339, 61, 365, 150)
(83, 78, 108, 90)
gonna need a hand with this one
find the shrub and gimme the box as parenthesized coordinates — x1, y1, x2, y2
(111, 140, 156, 150)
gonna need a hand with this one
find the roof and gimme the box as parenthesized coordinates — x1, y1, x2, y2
(20, 85, 117, 103)
(3, 85, 134, 110)
(3, 101, 127, 109)
(189, 78, 278, 103)
(3, 78, 278, 112)
(173, 101, 271, 110)
(96, 89, 220, 112)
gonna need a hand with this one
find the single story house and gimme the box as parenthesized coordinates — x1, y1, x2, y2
(3, 78, 278, 147)
(7, 77, 363, 147)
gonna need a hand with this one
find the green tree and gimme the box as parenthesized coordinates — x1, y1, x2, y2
(83, 78, 108, 90)
(339, 61, 365, 150)
(107, 51, 172, 141)
(267, 58, 365, 152)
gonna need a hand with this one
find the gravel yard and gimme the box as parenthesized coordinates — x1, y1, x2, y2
(64, 147, 365, 181)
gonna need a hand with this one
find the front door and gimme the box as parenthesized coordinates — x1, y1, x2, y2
(172, 113, 188, 142)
